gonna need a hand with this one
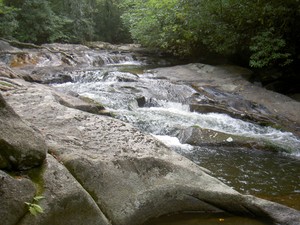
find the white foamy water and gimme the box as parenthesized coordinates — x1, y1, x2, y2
(53, 61, 300, 155)
(152, 135, 194, 152)
(116, 102, 300, 154)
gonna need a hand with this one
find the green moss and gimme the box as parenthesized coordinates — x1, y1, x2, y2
(4, 161, 46, 195)
(26, 162, 47, 195)
(0, 81, 14, 87)
(108, 112, 117, 118)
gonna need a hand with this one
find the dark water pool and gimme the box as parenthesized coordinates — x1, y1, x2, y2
(178, 146, 300, 211)
(143, 212, 271, 225)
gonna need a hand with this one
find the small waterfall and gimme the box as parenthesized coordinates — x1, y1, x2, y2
(11, 49, 143, 69)
(9, 52, 64, 68)
(116, 102, 300, 153)
(35, 53, 65, 67)
(82, 51, 143, 67)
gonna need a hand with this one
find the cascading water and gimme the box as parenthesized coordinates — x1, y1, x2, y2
(53, 50, 300, 211)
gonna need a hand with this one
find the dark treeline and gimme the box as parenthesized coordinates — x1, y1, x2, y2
(1, 0, 300, 92)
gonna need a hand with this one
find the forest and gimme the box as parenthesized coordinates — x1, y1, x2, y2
(0, 0, 300, 90)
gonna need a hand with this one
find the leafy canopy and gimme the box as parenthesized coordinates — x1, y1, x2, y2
(0, 0, 130, 44)
(121, 0, 300, 68)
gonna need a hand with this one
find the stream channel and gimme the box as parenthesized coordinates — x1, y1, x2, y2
(52, 50, 300, 224)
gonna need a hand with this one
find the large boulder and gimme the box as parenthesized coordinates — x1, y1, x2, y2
(0, 93, 47, 170)
(0, 170, 36, 225)
(3, 81, 300, 225)
(18, 155, 111, 225)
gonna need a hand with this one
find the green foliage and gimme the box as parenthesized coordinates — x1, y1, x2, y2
(0, 0, 130, 44)
(1, 0, 299, 71)
(121, 0, 193, 55)
(249, 30, 292, 68)
(25, 195, 44, 216)
(15, 0, 60, 43)
(0, 1, 18, 38)
(94, 0, 131, 43)
(49, 0, 95, 43)
(121, 0, 300, 68)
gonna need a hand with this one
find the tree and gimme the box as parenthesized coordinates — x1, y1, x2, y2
(0, 0, 18, 39)
(121, 0, 300, 69)
(1, 0, 131, 44)
(49, 0, 95, 43)
(6, 0, 62, 44)
(122, 0, 193, 54)
(94, 0, 131, 43)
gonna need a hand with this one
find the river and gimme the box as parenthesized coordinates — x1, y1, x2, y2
(52, 49, 300, 223)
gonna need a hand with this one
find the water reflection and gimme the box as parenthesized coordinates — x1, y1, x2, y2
(143, 212, 271, 225)
(177, 146, 300, 210)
